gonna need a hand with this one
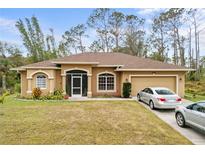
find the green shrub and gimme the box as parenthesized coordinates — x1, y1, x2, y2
(198, 91, 205, 96)
(22, 88, 64, 100)
(38, 89, 64, 100)
(186, 72, 195, 81)
(51, 95, 63, 100)
(32, 88, 42, 99)
(123, 82, 131, 98)
(0, 89, 9, 95)
(53, 89, 64, 99)
(53, 89, 63, 96)
(0, 91, 10, 104)
(37, 95, 48, 101)
(14, 83, 21, 93)
(184, 94, 192, 100)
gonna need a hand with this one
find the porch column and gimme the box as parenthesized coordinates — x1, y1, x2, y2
(49, 78, 54, 93)
(27, 78, 32, 95)
(62, 75, 66, 95)
(20, 73, 23, 96)
(87, 74, 92, 97)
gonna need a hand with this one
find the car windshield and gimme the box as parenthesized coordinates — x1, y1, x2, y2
(155, 89, 174, 95)
(198, 102, 205, 107)
(188, 102, 205, 113)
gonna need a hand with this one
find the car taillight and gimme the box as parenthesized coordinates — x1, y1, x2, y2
(176, 98, 182, 102)
(158, 98, 166, 102)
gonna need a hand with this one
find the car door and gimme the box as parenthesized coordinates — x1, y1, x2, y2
(140, 88, 148, 102)
(198, 111, 205, 129)
(195, 103, 205, 128)
(185, 103, 204, 129)
(144, 88, 154, 103)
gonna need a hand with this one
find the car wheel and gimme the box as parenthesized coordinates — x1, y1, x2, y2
(149, 100, 155, 110)
(137, 94, 141, 101)
(176, 112, 186, 127)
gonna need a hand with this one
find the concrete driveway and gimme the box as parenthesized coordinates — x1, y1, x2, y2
(134, 98, 205, 145)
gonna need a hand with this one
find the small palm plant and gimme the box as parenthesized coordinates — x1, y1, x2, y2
(0, 91, 10, 104)
(123, 82, 132, 98)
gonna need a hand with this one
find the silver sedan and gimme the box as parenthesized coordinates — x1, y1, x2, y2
(137, 87, 182, 109)
(175, 102, 205, 132)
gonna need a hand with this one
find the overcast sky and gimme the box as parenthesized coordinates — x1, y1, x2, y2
(1, 8, 205, 58)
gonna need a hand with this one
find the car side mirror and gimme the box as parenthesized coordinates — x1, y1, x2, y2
(186, 105, 193, 110)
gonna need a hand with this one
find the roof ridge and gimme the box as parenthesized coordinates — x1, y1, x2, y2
(139, 57, 187, 68)
(15, 52, 189, 70)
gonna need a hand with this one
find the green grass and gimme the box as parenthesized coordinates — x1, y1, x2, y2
(0, 96, 192, 145)
(186, 80, 205, 95)
(185, 80, 205, 102)
(185, 93, 205, 102)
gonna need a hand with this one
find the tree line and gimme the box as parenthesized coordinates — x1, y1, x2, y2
(0, 8, 204, 92)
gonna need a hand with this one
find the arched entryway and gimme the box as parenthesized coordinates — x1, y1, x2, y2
(66, 70, 88, 97)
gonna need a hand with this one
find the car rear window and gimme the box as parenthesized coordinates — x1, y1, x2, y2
(155, 89, 174, 95)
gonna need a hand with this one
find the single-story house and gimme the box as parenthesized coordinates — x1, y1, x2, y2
(12, 52, 191, 98)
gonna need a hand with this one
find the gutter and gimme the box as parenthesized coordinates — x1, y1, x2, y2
(95, 64, 124, 67)
(10, 67, 26, 71)
(10, 67, 61, 71)
(115, 68, 196, 72)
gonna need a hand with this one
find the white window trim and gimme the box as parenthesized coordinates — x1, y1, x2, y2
(97, 71, 116, 93)
(28, 70, 53, 79)
(36, 74, 47, 89)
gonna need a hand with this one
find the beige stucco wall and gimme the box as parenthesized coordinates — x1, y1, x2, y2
(60, 65, 122, 97)
(32, 73, 50, 94)
(20, 71, 27, 96)
(60, 64, 93, 97)
(55, 70, 62, 90)
(19, 66, 186, 98)
(29, 69, 55, 95)
(61, 64, 92, 75)
(20, 69, 57, 96)
(91, 67, 121, 97)
(120, 71, 186, 97)
(27, 69, 55, 79)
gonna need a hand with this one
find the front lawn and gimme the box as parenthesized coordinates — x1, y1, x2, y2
(0, 96, 191, 144)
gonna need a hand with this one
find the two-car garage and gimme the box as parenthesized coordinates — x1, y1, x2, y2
(130, 75, 177, 97)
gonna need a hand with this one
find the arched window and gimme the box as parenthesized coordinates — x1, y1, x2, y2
(36, 74, 46, 89)
(98, 73, 115, 91)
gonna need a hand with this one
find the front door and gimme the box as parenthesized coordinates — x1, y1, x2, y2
(72, 76, 82, 97)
